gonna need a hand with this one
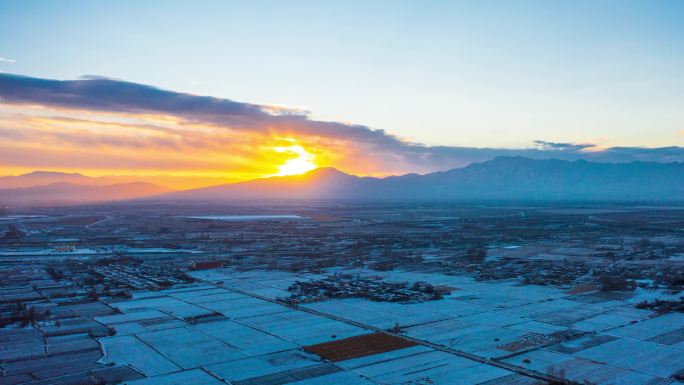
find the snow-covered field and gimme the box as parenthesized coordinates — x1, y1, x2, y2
(92, 268, 683, 385)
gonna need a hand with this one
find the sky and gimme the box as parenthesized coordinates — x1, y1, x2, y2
(0, 0, 683, 187)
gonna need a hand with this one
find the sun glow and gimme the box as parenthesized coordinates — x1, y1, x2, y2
(274, 144, 317, 176)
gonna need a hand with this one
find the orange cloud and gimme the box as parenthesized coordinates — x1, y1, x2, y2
(0, 106, 357, 186)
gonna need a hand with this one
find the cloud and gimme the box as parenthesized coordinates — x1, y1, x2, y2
(0, 57, 16, 63)
(533, 140, 596, 151)
(1, 73, 683, 178)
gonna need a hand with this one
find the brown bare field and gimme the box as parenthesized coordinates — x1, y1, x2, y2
(304, 332, 417, 362)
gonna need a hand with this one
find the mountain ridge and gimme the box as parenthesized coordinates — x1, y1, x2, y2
(155, 156, 684, 202)
(4, 157, 684, 206)
(0, 171, 110, 189)
(0, 181, 172, 207)
(0, 171, 232, 191)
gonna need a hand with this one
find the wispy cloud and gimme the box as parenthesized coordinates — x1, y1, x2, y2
(533, 140, 595, 152)
(0, 73, 683, 179)
(0, 57, 16, 63)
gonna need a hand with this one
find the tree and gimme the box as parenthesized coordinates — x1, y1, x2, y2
(25, 306, 38, 326)
(466, 246, 487, 263)
(393, 323, 402, 333)
(4, 224, 24, 239)
(638, 238, 651, 249)
(599, 274, 635, 292)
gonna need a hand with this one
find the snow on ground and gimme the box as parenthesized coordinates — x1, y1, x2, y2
(201, 296, 292, 319)
(304, 298, 453, 329)
(204, 350, 321, 383)
(237, 310, 369, 346)
(126, 368, 224, 385)
(191, 320, 299, 355)
(94, 268, 683, 385)
(605, 312, 684, 340)
(285, 370, 375, 385)
(345, 348, 511, 385)
(108, 296, 214, 319)
(572, 337, 684, 378)
(136, 327, 247, 369)
(99, 335, 180, 377)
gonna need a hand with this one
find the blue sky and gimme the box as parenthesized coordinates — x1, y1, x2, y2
(0, 0, 683, 177)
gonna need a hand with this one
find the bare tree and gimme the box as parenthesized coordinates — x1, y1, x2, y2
(0, 203, 10, 216)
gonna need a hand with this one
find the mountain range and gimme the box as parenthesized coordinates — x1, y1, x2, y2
(2, 157, 684, 207)
(0, 181, 172, 207)
(160, 157, 684, 203)
(0, 171, 230, 191)
(0, 171, 111, 189)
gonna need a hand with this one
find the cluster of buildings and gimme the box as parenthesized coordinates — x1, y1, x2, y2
(283, 274, 448, 304)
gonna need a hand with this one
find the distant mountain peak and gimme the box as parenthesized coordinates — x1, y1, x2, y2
(304, 167, 354, 179)
(307, 166, 344, 174)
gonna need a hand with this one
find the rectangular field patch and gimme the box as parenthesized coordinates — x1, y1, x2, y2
(304, 332, 417, 362)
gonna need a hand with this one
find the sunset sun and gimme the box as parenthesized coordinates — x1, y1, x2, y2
(274, 144, 317, 176)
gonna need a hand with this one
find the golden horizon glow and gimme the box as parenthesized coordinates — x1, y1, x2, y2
(273, 144, 317, 176)
(0, 104, 406, 190)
